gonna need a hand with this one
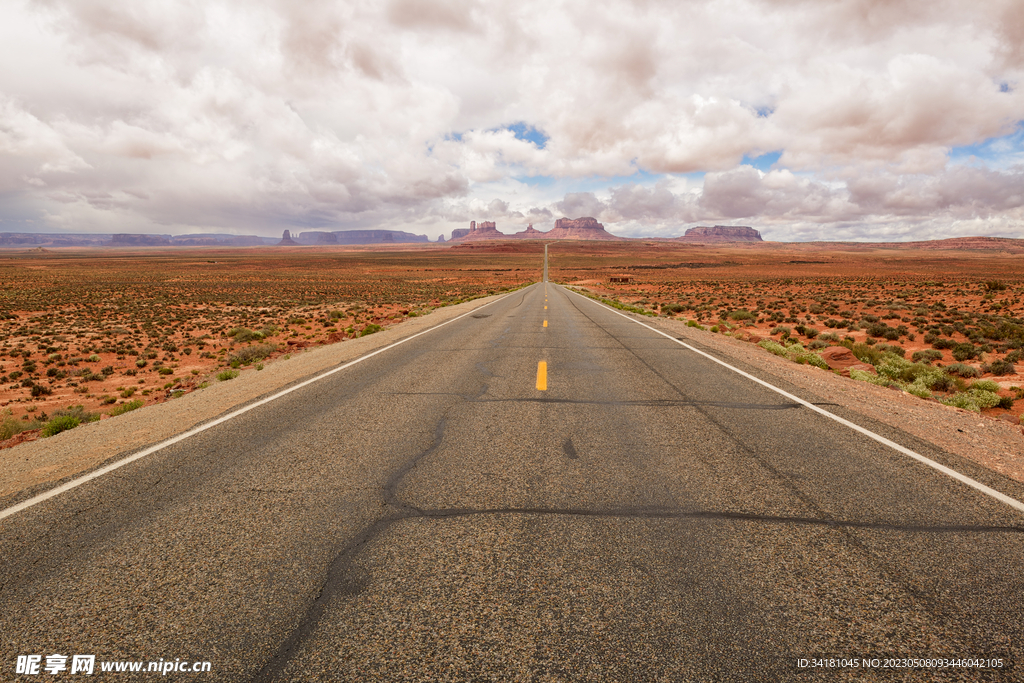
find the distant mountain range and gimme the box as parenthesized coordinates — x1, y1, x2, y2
(1, 225, 1019, 249)
(0, 230, 431, 247)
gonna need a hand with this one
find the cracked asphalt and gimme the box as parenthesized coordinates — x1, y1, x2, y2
(2, 282, 1024, 681)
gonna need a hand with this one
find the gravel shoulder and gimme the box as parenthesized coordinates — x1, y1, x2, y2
(0, 292, 515, 508)
(648, 313, 1024, 485)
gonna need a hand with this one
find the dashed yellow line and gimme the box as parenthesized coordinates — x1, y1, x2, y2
(536, 361, 547, 391)
(543, 320, 547, 327)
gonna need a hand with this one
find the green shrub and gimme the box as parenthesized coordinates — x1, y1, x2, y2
(986, 359, 1016, 376)
(928, 373, 955, 392)
(229, 343, 276, 367)
(729, 310, 755, 321)
(42, 414, 80, 437)
(87, 354, 100, 362)
(940, 387, 1002, 412)
(0, 414, 42, 440)
(946, 363, 980, 378)
(686, 320, 706, 330)
(109, 399, 144, 416)
(876, 354, 912, 381)
(52, 405, 99, 422)
(758, 340, 789, 357)
(227, 327, 275, 343)
(912, 349, 943, 364)
(850, 368, 890, 386)
(952, 343, 978, 361)
(876, 344, 905, 357)
(662, 303, 684, 314)
(100, 395, 116, 405)
(818, 332, 840, 343)
(850, 343, 883, 366)
(770, 325, 791, 337)
(217, 369, 239, 381)
(360, 324, 382, 337)
(971, 379, 1001, 393)
(158, 367, 174, 376)
(793, 351, 829, 369)
(932, 338, 957, 350)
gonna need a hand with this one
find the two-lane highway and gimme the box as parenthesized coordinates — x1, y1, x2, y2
(2, 279, 1023, 681)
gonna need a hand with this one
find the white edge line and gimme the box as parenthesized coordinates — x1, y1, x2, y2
(0, 287, 527, 523)
(565, 286, 1024, 515)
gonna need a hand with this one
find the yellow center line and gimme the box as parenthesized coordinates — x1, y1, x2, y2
(543, 320, 547, 327)
(536, 361, 547, 391)
(544, 305, 547, 309)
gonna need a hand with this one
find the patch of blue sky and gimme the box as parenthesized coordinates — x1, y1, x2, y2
(948, 121, 1024, 168)
(508, 168, 705, 196)
(504, 122, 549, 148)
(741, 150, 782, 171)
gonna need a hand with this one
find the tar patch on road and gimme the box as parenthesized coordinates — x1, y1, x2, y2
(562, 438, 579, 459)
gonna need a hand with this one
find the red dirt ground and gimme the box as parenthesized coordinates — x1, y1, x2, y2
(1, 239, 1021, 443)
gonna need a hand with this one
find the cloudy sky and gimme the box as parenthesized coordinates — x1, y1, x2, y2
(2, 0, 1023, 241)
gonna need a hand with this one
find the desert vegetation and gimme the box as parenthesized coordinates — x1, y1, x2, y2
(555, 240, 1024, 424)
(0, 245, 534, 445)
(1, 239, 1021, 446)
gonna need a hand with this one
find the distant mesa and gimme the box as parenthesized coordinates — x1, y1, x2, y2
(436, 234, 446, 243)
(543, 217, 623, 241)
(109, 233, 172, 247)
(276, 230, 299, 246)
(298, 230, 428, 245)
(449, 217, 622, 241)
(676, 226, 762, 242)
(511, 223, 544, 238)
(449, 220, 507, 241)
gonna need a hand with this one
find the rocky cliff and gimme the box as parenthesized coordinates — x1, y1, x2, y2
(109, 234, 173, 246)
(544, 217, 623, 241)
(676, 226, 762, 242)
(276, 230, 299, 246)
(509, 224, 545, 239)
(298, 230, 428, 244)
(449, 221, 508, 241)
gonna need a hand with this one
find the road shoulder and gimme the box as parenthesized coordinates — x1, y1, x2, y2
(642, 314, 1024, 483)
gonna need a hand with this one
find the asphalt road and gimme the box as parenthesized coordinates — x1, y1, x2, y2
(2, 281, 1024, 681)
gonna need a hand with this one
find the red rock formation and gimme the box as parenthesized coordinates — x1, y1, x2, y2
(676, 226, 762, 242)
(819, 347, 876, 377)
(544, 217, 623, 241)
(449, 220, 508, 241)
(509, 224, 546, 239)
(276, 229, 299, 246)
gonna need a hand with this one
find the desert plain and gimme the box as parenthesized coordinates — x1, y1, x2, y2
(1, 237, 1022, 449)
